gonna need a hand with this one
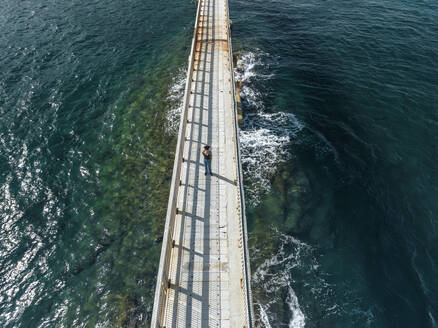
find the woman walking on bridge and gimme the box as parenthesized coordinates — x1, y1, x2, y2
(202, 145, 212, 176)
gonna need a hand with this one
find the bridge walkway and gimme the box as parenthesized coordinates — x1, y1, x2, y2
(151, 0, 253, 326)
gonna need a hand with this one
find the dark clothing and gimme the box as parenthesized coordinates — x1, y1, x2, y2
(203, 149, 212, 174)
(202, 150, 211, 160)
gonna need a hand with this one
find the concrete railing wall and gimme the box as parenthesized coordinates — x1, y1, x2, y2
(150, 0, 202, 325)
(225, 0, 255, 325)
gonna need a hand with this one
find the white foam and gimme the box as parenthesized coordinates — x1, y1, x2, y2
(240, 85, 264, 111)
(235, 51, 273, 84)
(428, 310, 437, 327)
(287, 286, 306, 328)
(165, 69, 186, 135)
(253, 231, 308, 327)
(240, 117, 298, 204)
(234, 50, 304, 205)
(235, 52, 258, 82)
(241, 109, 303, 204)
(258, 301, 273, 328)
(234, 51, 268, 111)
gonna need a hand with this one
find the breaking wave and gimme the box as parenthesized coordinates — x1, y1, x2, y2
(252, 231, 310, 328)
(165, 68, 186, 135)
(236, 50, 304, 205)
(240, 112, 303, 204)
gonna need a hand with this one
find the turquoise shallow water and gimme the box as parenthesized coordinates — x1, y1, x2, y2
(1, 0, 438, 327)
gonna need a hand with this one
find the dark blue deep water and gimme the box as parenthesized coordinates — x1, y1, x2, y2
(1, 0, 437, 327)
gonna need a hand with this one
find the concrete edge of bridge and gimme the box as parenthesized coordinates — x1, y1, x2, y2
(225, 0, 255, 324)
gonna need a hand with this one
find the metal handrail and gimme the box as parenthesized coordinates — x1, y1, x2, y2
(150, 0, 202, 326)
(226, 2, 255, 326)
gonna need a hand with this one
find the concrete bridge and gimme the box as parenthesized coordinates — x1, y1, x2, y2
(151, 0, 254, 326)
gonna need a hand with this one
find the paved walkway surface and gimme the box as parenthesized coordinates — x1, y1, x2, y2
(161, 0, 248, 326)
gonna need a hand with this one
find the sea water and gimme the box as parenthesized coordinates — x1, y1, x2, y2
(1, 0, 438, 326)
